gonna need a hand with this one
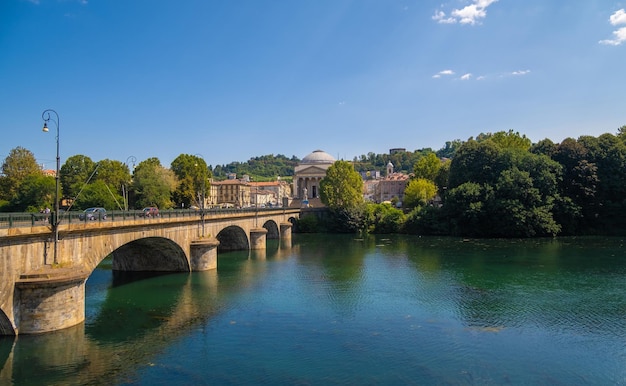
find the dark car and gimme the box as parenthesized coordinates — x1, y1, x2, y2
(140, 207, 160, 217)
(79, 207, 107, 221)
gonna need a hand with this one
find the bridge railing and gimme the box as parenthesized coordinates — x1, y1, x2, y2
(0, 207, 291, 229)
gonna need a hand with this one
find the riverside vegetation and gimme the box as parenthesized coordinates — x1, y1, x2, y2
(2, 128, 626, 238)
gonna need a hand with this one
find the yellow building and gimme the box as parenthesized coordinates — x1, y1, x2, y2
(210, 179, 252, 208)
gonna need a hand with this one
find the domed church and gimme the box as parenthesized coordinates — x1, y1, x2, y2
(293, 150, 336, 201)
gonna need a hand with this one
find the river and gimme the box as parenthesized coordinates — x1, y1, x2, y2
(1, 234, 625, 385)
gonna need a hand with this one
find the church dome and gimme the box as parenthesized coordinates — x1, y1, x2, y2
(300, 149, 336, 164)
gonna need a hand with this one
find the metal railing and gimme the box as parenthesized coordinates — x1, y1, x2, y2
(0, 207, 290, 229)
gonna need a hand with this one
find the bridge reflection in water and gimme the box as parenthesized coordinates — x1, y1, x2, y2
(0, 238, 294, 385)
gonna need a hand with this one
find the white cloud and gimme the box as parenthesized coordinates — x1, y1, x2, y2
(609, 9, 626, 26)
(460, 73, 472, 80)
(434, 0, 498, 25)
(600, 9, 626, 46)
(432, 69, 455, 78)
(512, 70, 531, 76)
(432, 10, 456, 24)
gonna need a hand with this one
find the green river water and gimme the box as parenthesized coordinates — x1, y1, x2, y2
(1, 234, 625, 385)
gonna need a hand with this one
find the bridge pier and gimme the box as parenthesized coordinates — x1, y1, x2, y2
(14, 269, 89, 334)
(249, 228, 268, 250)
(280, 223, 292, 241)
(190, 238, 220, 271)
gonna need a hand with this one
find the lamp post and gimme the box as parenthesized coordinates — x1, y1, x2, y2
(194, 154, 207, 237)
(124, 156, 137, 211)
(253, 178, 259, 227)
(41, 109, 60, 265)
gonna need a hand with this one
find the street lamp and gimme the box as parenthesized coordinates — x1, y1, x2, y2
(41, 109, 60, 265)
(194, 154, 207, 237)
(252, 177, 259, 227)
(124, 156, 137, 210)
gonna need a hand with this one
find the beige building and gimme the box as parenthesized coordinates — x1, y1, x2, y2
(376, 161, 410, 205)
(293, 150, 336, 200)
(210, 179, 252, 208)
(249, 180, 292, 207)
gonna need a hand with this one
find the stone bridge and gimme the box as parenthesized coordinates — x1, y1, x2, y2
(0, 208, 299, 335)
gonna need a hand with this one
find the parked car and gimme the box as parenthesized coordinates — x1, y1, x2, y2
(79, 207, 107, 221)
(140, 207, 160, 217)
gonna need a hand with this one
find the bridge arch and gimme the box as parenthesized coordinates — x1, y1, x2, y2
(110, 237, 190, 272)
(216, 226, 249, 251)
(0, 309, 13, 335)
(262, 220, 279, 239)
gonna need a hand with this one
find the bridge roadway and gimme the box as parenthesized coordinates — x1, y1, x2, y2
(0, 208, 300, 335)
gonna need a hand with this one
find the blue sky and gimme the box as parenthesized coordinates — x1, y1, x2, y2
(1, 0, 625, 171)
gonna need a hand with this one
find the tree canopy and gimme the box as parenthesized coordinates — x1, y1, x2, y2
(132, 158, 177, 209)
(0, 147, 41, 200)
(403, 178, 437, 209)
(320, 160, 364, 210)
(171, 154, 211, 209)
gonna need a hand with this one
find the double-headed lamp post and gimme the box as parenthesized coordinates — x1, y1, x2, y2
(41, 109, 60, 265)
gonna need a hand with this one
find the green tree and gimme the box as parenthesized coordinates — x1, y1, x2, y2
(552, 138, 596, 230)
(131, 158, 177, 209)
(368, 203, 405, 233)
(171, 154, 210, 208)
(446, 146, 563, 237)
(73, 180, 124, 210)
(8, 174, 55, 212)
(0, 147, 41, 200)
(413, 152, 441, 181)
(487, 130, 532, 151)
(446, 182, 493, 236)
(60, 155, 97, 200)
(403, 178, 437, 209)
(403, 205, 448, 235)
(324, 204, 370, 234)
(319, 160, 363, 210)
(434, 159, 451, 192)
(94, 159, 131, 194)
(448, 140, 503, 188)
(436, 139, 462, 159)
(531, 138, 557, 158)
(617, 125, 626, 142)
(490, 167, 560, 237)
(577, 134, 626, 230)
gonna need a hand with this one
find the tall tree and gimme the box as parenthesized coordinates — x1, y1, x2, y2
(403, 178, 437, 209)
(531, 138, 557, 158)
(487, 130, 532, 151)
(0, 147, 41, 200)
(436, 139, 462, 159)
(413, 152, 441, 181)
(131, 158, 177, 209)
(94, 159, 131, 194)
(319, 160, 363, 210)
(448, 140, 503, 188)
(60, 155, 97, 200)
(8, 174, 55, 212)
(171, 154, 210, 208)
(446, 144, 563, 237)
